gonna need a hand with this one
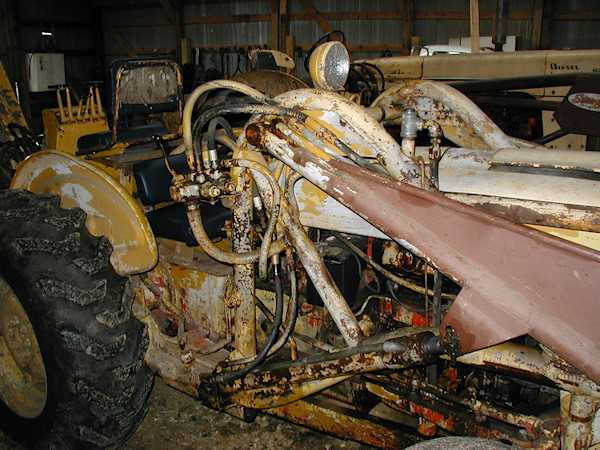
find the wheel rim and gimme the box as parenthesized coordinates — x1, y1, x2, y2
(0, 275, 48, 418)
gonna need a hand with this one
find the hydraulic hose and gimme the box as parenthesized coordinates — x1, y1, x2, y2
(208, 261, 285, 384)
(332, 231, 456, 300)
(187, 205, 286, 265)
(228, 257, 298, 366)
(185, 158, 284, 267)
(192, 104, 306, 155)
(207, 117, 235, 152)
(183, 80, 270, 152)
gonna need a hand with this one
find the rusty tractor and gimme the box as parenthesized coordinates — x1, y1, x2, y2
(1, 42, 599, 449)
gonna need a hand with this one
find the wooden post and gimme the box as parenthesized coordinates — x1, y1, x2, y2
(469, 0, 480, 53)
(402, 0, 414, 55)
(279, 0, 289, 51)
(271, 0, 280, 50)
(531, 0, 544, 50)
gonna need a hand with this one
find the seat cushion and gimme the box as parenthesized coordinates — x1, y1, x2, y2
(77, 123, 168, 154)
(133, 153, 189, 206)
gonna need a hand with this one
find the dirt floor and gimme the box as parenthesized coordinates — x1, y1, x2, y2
(125, 379, 370, 450)
(0, 378, 371, 450)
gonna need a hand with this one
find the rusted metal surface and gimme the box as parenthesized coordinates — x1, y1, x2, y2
(257, 125, 600, 384)
(561, 394, 599, 449)
(492, 148, 600, 174)
(268, 398, 422, 449)
(365, 380, 560, 448)
(455, 342, 600, 399)
(230, 376, 349, 409)
(274, 89, 420, 184)
(0, 276, 47, 419)
(238, 149, 364, 347)
(446, 194, 600, 233)
(374, 80, 545, 151)
(232, 184, 257, 358)
(134, 275, 229, 397)
(220, 332, 440, 393)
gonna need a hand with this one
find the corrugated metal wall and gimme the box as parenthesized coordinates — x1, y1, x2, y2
(101, 0, 600, 78)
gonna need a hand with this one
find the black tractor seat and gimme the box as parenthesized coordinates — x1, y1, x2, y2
(133, 153, 231, 246)
(77, 123, 168, 155)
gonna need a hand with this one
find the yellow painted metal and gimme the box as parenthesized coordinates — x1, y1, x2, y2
(42, 108, 108, 154)
(364, 49, 600, 82)
(231, 377, 349, 409)
(528, 225, 600, 251)
(529, 225, 600, 252)
(267, 399, 406, 449)
(42, 86, 109, 154)
(11, 151, 158, 275)
(0, 276, 47, 419)
(0, 62, 28, 136)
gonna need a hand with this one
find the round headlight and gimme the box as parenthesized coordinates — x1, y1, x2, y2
(309, 41, 350, 91)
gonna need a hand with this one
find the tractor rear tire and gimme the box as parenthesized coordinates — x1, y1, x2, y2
(0, 190, 153, 449)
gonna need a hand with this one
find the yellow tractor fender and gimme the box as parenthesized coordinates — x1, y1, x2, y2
(11, 150, 158, 276)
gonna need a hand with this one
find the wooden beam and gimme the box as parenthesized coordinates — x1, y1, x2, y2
(106, 47, 175, 57)
(109, 14, 270, 29)
(107, 9, 540, 31)
(554, 10, 600, 20)
(531, 0, 544, 49)
(288, 10, 532, 21)
(299, 0, 332, 33)
(470, 0, 480, 53)
(415, 10, 530, 20)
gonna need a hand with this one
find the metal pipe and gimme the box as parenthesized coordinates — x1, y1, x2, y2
(493, 0, 509, 51)
(233, 186, 257, 359)
(242, 151, 364, 347)
(220, 331, 441, 392)
(232, 159, 282, 280)
(535, 128, 568, 145)
(210, 259, 284, 384)
(187, 206, 286, 265)
(228, 255, 298, 365)
(282, 208, 363, 346)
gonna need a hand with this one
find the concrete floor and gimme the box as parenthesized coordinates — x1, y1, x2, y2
(0, 378, 371, 450)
